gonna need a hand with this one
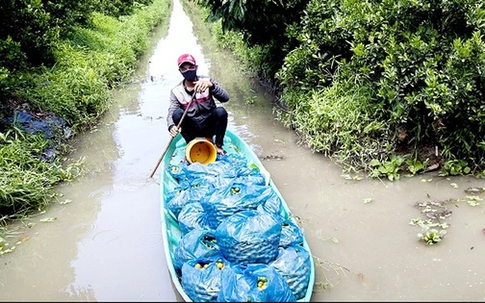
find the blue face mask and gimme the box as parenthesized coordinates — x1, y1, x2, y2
(182, 70, 197, 81)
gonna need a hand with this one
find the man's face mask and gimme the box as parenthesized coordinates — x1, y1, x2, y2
(180, 64, 197, 81)
(181, 69, 197, 81)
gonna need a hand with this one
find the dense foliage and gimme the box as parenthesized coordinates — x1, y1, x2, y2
(0, 0, 96, 67)
(196, 0, 309, 82)
(0, 0, 172, 226)
(197, 0, 485, 179)
(0, 129, 84, 219)
(2, 0, 485, 237)
(276, 0, 485, 178)
(0, 0, 153, 107)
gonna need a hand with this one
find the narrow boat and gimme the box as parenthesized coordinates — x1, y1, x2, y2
(159, 129, 315, 302)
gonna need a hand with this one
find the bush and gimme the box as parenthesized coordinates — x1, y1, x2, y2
(0, 0, 172, 225)
(276, 0, 485, 177)
(0, 129, 83, 220)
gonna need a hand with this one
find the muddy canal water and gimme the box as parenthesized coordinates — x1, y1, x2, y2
(1, 0, 484, 301)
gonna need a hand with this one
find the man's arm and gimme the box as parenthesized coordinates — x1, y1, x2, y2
(209, 78, 229, 103)
(167, 90, 180, 130)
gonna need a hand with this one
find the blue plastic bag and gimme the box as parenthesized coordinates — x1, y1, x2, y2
(201, 181, 275, 229)
(167, 161, 189, 181)
(231, 166, 267, 186)
(166, 180, 213, 218)
(258, 187, 283, 214)
(279, 218, 304, 248)
(181, 255, 230, 302)
(173, 229, 220, 273)
(270, 245, 312, 300)
(217, 263, 296, 302)
(182, 161, 236, 187)
(178, 202, 212, 235)
(215, 209, 282, 265)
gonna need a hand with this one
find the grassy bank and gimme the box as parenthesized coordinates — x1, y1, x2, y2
(0, 0, 172, 255)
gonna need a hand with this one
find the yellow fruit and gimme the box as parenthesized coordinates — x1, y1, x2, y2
(257, 277, 268, 290)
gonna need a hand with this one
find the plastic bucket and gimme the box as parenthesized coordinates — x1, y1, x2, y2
(185, 138, 217, 164)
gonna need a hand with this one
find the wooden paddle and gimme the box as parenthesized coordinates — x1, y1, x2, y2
(149, 93, 196, 178)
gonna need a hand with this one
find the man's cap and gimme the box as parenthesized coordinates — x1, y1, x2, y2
(177, 53, 196, 67)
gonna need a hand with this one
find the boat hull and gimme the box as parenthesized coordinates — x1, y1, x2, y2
(160, 129, 315, 302)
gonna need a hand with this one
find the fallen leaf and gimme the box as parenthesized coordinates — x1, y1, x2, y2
(59, 199, 72, 205)
(357, 272, 366, 285)
(40, 217, 57, 222)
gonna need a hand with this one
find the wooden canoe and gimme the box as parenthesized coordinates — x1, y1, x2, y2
(159, 129, 315, 302)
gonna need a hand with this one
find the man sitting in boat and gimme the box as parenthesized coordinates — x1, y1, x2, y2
(167, 53, 230, 155)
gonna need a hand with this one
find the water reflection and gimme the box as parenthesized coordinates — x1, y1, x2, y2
(0, 0, 484, 301)
(65, 0, 207, 300)
(0, 0, 200, 301)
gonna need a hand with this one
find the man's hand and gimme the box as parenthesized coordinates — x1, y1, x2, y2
(169, 125, 180, 137)
(194, 79, 213, 93)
